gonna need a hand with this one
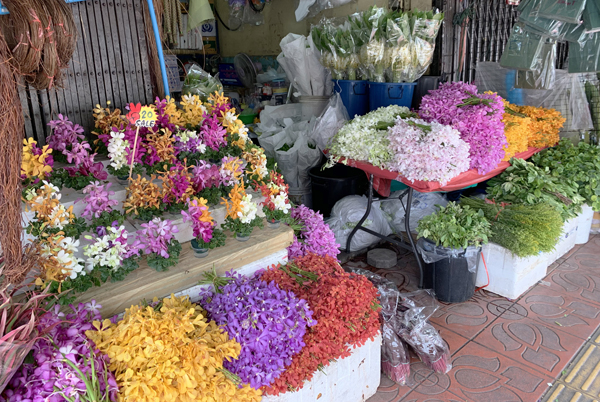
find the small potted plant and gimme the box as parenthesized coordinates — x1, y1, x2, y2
(123, 175, 164, 222)
(416, 201, 491, 303)
(257, 170, 291, 228)
(106, 130, 139, 185)
(134, 218, 182, 271)
(221, 184, 263, 241)
(182, 198, 226, 258)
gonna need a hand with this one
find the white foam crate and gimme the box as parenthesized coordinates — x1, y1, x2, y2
(576, 204, 594, 245)
(261, 333, 382, 402)
(476, 217, 579, 300)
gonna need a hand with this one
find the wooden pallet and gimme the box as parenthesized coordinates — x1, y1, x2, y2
(74, 225, 294, 318)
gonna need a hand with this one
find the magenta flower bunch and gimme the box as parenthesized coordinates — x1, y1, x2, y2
(200, 271, 316, 389)
(419, 81, 506, 174)
(47, 114, 86, 154)
(154, 97, 177, 133)
(79, 181, 119, 220)
(160, 162, 193, 206)
(1, 302, 118, 402)
(63, 152, 108, 181)
(191, 161, 222, 192)
(181, 199, 215, 243)
(288, 205, 340, 259)
(201, 115, 227, 151)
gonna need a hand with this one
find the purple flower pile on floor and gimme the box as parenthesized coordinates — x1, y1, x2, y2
(200, 271, 316, 389)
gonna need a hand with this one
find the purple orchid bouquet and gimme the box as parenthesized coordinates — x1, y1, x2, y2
(419, 81, 506, 175)
(79, 182, 122, 228)
(47, 114, 86, 164)
(1, 302, 118, 402)
(134, 218, 182, 272)
(288, 205, 340, 259)
(201, 114, 227, 153)
(191, 161, 224, 205)
(199, 271, 316, 389)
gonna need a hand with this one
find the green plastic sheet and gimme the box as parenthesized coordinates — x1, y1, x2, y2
(538, 0, 587, 24)
(583, 0, 600, 33)
(500, 23, 545, 71)
(568, 32, 600, 73)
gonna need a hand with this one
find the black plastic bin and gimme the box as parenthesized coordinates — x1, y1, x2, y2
(418, 239, 479, 303)
(309, 163, 368, 218)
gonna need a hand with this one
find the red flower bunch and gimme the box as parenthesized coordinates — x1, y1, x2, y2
(259, 253, 381, 395)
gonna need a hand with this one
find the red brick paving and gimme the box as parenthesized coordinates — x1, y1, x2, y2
(344, 237, 600, 402)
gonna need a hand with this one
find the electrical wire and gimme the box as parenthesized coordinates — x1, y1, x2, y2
(248, 0, 265, 13)
(214, 0, 242, 31)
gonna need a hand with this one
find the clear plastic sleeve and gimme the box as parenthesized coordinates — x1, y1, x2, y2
(568, 33, 600, 73)
(537, 0, 587, 24)
(381, 321, 412, 385)
(410, 10, 443, 81)
(345, 267, 400, 320)
(181, 64, 223, 100)
(416, 238, 480, 274)
(309, 93, 349, 152)
(515, 38, 556, 90)
(500, 23, 546, 70)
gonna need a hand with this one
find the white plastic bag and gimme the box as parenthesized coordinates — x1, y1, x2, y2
(381, 191, 448, 234)
(328, 195, 393, 251)
(309, 93, 349, 151)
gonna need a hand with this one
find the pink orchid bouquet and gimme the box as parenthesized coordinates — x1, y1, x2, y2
(79, 181, 123, 228)
(181, 198, 226, 249)
(191, 161, 223, 205)
(288, 205, 340, 259)
(134, 218, 182, 272)
(419, 81, 506, 175)
(47, 114, 86, 164)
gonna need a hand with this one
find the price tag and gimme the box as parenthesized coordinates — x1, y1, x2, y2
(126, 103, 157, 128)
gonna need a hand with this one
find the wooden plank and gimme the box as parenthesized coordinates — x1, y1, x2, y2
(89, 0, 110, 107)
(113, 0, 134, 101)
(37, 89, 53, 146)
(17, 79, 34, 140)
(74, 225, 294, 318)
(27, 83, 45, 143)
(69, 3, 91, 133)
(136, 0, 155, 103)
(99, 0, 122, 108)
(106, 0, 127, 108)
(121, 0, 143, 102)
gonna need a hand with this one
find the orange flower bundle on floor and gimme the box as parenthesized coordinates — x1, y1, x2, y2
(259, 254, 381, 395)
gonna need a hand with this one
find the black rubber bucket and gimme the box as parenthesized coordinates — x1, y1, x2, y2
(309, 163, 368, 218)
(419, 239, 479, 303)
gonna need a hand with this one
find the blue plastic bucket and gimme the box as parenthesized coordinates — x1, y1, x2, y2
(368, 82, 417, 110)
(333, 79, 369, 118)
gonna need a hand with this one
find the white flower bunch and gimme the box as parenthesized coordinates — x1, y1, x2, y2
(42, 236, 85, 280)
(329, 105, 410, 167)
(238, 194, 258, 224)
(273, 193, 291, 214)
(84, 225, 130, 271)
(107, 131, 130, 170)
(25, 181, 72, 230)
(223, 110, 238, 126)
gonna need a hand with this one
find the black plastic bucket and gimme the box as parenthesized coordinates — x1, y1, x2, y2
(309, 163, 368, 218)
(419, 239, 479, 303)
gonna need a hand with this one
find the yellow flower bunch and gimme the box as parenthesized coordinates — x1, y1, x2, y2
(22, 138, 53, 179)
(146, 129, 176, 163)
(179, 94, 208, 127)
(501, 100, 531, 161)
(163, 97, 182, 127)
(86, 295, 261, 402)
(517, 105, 566, 148)
(124, 175, 163, 215)
(24, 182, 75, 230)
(93, 102, 127, 135)
(222, 184, 245, 220)
(242, 148, 268, 181)
(207, 92, 230, 113)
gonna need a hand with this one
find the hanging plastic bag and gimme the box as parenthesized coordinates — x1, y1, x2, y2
(515, 38, 556, 89)
(583, 0, 600, 33)
(309, 93, 349, 151)
(182, 64, 223, 99)
(500, 23, 546, 70)
(328, 195, 393, 251)
(518, 0, 570, 39)
(538, 0, 587, 24)
(569, 33, 600, 73)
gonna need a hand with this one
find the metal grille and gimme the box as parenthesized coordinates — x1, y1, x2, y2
(584, 74, 600, 143)
(18, 0, 154, 145)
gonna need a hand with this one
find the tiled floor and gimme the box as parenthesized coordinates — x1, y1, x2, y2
(345, 235, 600, 402)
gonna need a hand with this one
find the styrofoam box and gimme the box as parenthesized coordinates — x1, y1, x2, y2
(576, 204, 594, 245)
(476, 217, 579, 300)
(262, 333, 382, 402)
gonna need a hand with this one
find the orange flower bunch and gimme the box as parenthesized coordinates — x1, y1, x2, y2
(179, 94, 207, 127)
(146, 128, 176, 163)
(124, 174, 163, 215)
(243, 148, 268, 181)
(501, 100, 531, 161)
(24, 182, 75, 230)
(92, 102, 126, 135)
(163, 97, 182, 126)
(517, 105, 566, 148)
(222, 183, 245, 219)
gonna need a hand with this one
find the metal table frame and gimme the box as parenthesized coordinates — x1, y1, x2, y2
(345, 174, 425, 288)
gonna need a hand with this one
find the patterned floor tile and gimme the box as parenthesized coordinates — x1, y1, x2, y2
(510, 286, 600, 341)
(448, 342, 553, 402)
(367, 375, 412, 402)
(472, 315, 585, 379)
(401, 389, 467, 402)
(540, 261, 600, 308)
(436, 327, 470, 356)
